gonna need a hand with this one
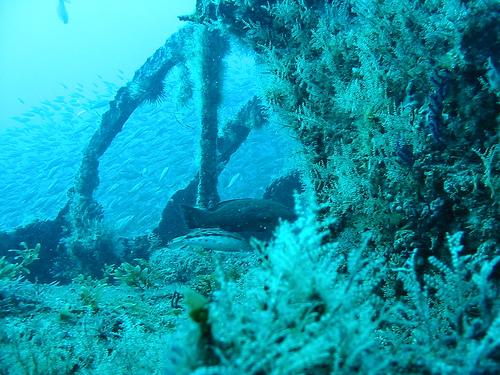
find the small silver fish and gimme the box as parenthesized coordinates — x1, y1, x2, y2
(57, 0, 69, 24)
(226, 172, 241, 188)
(159, 166, 169, 182)
(168, 228, 252, 252)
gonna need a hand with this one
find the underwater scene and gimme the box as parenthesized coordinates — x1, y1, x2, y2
(0, 0, 499, 373)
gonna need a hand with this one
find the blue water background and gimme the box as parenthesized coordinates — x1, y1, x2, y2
(0, 0, 301, 236)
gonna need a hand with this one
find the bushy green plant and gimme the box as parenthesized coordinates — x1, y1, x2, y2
(0, 242, 40, 280)
(111, 259, 160, 290)
(165, 194, 394, 373)
(165, 192, 499, 374)
(396, 232, 500, 373)
(0, 256, 20, 280)
(74, 274, 107, 312)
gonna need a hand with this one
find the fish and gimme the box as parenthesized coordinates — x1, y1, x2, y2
(90, 99, 110, 109)
(159, 166, 169, 182)
(168, 228, 252, 252)
(181, 198, 296, 233)
(115, 215, 134, 231)
(47, 165, 60, 178)
(129, 181, 146, 193)
(226, 173, 241, 188)
(57, 0, 69, 24)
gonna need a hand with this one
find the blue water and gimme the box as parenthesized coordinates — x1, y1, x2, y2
(0, 1, 300, 234)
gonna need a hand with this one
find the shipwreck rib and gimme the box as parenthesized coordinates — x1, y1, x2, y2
(69, 26, 193, 233)
(196, 27, 228, 209)
(155, 96, 267, 243)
